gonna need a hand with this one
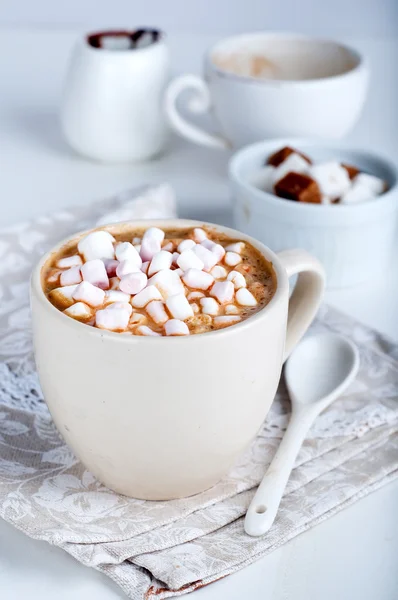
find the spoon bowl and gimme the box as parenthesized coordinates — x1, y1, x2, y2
(285, 333, 360, 406)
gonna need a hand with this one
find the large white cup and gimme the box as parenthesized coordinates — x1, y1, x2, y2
(165, 32, 369, 150)
(61, 29, 170, 162)
(31, 220, 325, 500)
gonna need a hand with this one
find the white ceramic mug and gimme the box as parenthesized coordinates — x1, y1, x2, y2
(61, 29, 170, 162)
(165, 32, 369, 150)
(31, 220, 325, 500)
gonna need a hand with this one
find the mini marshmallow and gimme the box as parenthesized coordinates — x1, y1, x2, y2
(136, 325, 161, 337)
(148, 250, 173, 276)
(143, 227, 165, 243)
(210, 265, 227, 280)
(134, 244, 141, 254)
(162, 241, 174, 252)
(225, 242, 245, 254)
(77, 231, 115, 261)
(63, 302, 92, 321)
(130, 312, 147, 324)
(48, 285, 79, 309)
(60, 266, 82, 286)
(101, 35, 132, 50)
(272, 153, 309, 185)
(108, 301, 133, 315)
(56, 255, 83, 269)
(174, 268, 184, 277)
(214, 315, 241, 327)
(103, 259, 119, 277)
(187, 291, 205, 300)
(104, 290, 131, 304)
(355, 172, 385, 195)
(227, 270, 247, 289)
(200, 297, 219, 316)
(177, 249, 204, 272)
(116, 259, 141, 278)
(211, 244, 225, 261)
(166, 293, 194, 320)
(182, 269, 214, 290)
(178, 239, 196, 253)
(171, 252, 180, 265)
(141, 261, 150, 274)
(109, 277, 121, 290)
(131, 285, 163, 308)
(192, 228, 207, 242)
(148, 269, 185, 300)
(190, 302, 200, 314)
(308, 161, 351, 198)
(225, 304, 240, 315)
(236, 288, 257, 306)
(95, 306, 130, 331)
(81, 259, 109, 290)
(250, 165, 275, 193)
(165, 319, 190, 336)
(146, 300, 169, 325)
(140, 237, 161, 262)
(73, 281, 105, 307)
(47, 269, 62, 284)
(193, 244, 219, 271)
(115, 242, 142, 265)
(119, 272, 148, 295)
(200, 240, 225, 262)
(132, 237, 141, 245)
(210, 281, 234, 304)
(225, 251, 242, 267)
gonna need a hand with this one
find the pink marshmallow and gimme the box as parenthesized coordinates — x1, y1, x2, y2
(119, 271, 148, 295)
(72, 281, 105, 307)
(95, 306, 130, 331)
(103, 258, 119, 277)
(60, 266, 82, 286)
(81, 259, 109, 290)
(140, 237, 161, 262)
(165, 319, 190, 336)
(210, 281, 234, 304)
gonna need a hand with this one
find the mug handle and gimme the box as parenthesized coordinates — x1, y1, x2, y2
(164, 74, 230, 149)
(277, 249, 326, 361)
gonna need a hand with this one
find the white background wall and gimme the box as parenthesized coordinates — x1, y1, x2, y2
(0, 0, 396, 36)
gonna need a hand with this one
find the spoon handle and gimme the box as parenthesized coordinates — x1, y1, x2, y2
(244, 408, 317, 537)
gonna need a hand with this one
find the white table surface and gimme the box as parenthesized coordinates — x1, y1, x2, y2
(0, 27, 397, 600)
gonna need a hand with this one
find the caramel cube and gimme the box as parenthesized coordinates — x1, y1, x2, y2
(342, 163, 360, 180)
(267, 146, 312, 167)
(275, 172, 321, 204)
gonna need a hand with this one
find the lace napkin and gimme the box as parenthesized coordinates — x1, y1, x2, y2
(0, 185, 397, 599)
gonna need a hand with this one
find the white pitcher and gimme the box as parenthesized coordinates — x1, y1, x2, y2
(61, 29, 170, 163)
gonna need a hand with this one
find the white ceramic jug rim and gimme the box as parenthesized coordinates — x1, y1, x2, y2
(204, 31, 366, 86)
(83, 28, 166, 55)
(31, 219, 288, 343)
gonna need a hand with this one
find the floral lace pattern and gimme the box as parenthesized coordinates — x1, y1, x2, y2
(0, 189, 397, 599)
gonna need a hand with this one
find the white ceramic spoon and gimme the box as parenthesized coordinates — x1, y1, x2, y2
(244, 332, 360, 537)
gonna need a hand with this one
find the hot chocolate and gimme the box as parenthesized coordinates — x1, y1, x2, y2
(43, 225, 276, 336)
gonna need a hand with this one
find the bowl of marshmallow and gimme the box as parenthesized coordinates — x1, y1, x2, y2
(229, 139, 398, 288)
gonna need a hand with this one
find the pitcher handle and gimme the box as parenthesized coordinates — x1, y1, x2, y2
(164, 74, 230, 149)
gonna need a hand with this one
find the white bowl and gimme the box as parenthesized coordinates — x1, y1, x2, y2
(229, 139, 398, 288)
